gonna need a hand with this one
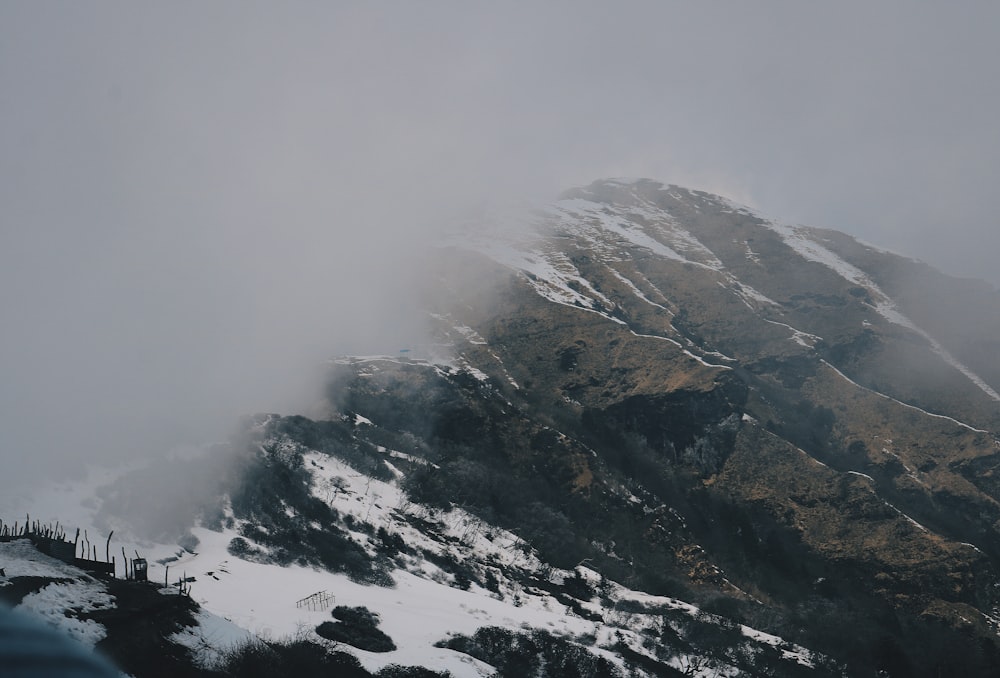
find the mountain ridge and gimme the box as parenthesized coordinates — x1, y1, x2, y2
(5, 177, 1000, 676)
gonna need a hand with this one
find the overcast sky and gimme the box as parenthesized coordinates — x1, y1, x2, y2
(2, 2, 998, 488)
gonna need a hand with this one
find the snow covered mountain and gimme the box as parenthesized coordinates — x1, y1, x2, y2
(4, 178, 1000, 677)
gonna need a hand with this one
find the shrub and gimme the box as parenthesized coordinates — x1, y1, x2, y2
(377, 666, 452, 678)
(316, 606, 396, 653)
(561, 570, 595, 601)
(218, 637, 372, 677)
(331, 605, 381, 627)
(440, 627, 622, 678)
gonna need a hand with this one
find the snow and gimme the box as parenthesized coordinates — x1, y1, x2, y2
(169, 608, 256, 669)
(626, 330, 732, 370)
(451, 324, 488, 346)
(0, 543, 116, 648)
(487, 349, 521, 389)
(143, 526, 587, 677)
(471, 230, 734, 370)
(18, 581, 114, 647)
(8, 173, 997, 673)
(132, 443, 821, 675)
(763, 319, 822, 348)
(0, 436, 828, 677)
(0, 539, 85, 580)
(607, 267, 670, 312)
(550, 198, 722, 271)
(387, 450, 436, 468)
(450, 186, 1000, 409)
(847, 471, 875, 484)
(450, 192, 821, 375)
(739, 627, 815, 668)
(458, 228, 608, 312)
(302, 452, 543, 572)
(631, 271, 673, 306)
(730, 280, 780, 310)
(601, 583, 816, 671)
(453, 194, 735, 330)
(883, 502, 929, 533)
(927, 341, 1000, 402)
(765, 222, 877, 293)
(460, 364, 490, 382)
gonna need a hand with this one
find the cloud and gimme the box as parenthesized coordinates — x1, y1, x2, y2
(2, 2, 998, 493)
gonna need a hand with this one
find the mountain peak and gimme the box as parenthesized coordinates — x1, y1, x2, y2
(8, 179, 1000, 676)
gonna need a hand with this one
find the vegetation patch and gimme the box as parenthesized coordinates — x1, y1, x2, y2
(315, 606, 396, 653)
(438, 626, 621, 678)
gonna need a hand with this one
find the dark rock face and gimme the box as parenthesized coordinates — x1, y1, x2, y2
(582, 388, 743, 473)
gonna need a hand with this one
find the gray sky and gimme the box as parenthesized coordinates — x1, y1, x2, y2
(2, 2, 998, 487)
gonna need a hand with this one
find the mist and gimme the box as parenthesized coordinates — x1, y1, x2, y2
(2, 3, 999, 497)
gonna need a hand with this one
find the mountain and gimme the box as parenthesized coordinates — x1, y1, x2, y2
(4, 178, 1000, 677)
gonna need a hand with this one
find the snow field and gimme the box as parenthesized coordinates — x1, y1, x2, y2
(18, 580, 114, 647)
(0, 542, 112, 647)
(1, 427, 828, 678)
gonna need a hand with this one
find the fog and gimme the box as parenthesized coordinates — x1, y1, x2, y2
(2, 3, 999, 495)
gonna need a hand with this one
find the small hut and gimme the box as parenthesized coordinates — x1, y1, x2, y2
(132, 558, 148, 582)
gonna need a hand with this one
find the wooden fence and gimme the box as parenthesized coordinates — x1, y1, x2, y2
(1, 515, 117, 577)
(296, 590, 335, 611)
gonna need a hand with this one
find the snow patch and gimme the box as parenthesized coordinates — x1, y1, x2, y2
(170, 608, 256, 669)
(606, 267, 670, 312)
(0, 540, 86, 580)
(761, 318, 822, 348)
(847, 471, 875, 483)
(17, 581, 114, 647)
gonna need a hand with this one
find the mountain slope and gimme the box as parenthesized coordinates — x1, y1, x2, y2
(9, 178, 1000, 677)
(416, 178, 1000, 673)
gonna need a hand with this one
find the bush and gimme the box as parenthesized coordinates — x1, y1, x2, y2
(316, 606, 396, 653)
(331, 605, 381, 627)
(377, 666, 452, 678)
(218, 637, 372, 677)
(440, 627, 622, 678)
(226, 537, 264, 561)
(561, 570, 595, 601)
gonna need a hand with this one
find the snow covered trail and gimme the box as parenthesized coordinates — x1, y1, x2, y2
(821, 360, 988, 433)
